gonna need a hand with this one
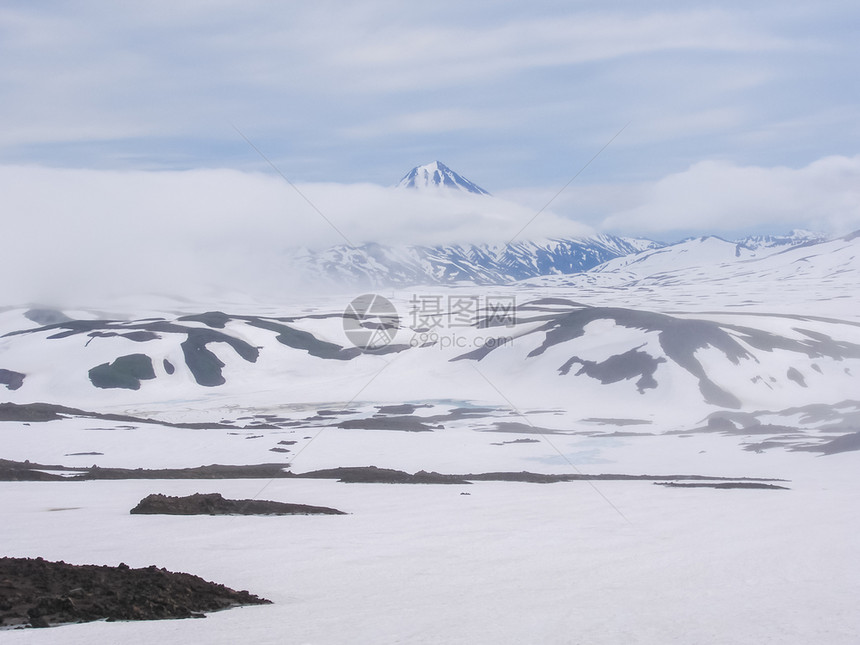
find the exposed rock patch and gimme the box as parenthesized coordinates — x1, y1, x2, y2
(0, 369, 25, 391)
(23, 309, 72, 325)
(786, 367, 807, 387)
(337, 416, 438, 432)
(0, 556, 270, 629)
(294, 466, 471, 484)
(376, 403, 432, 415)
(656, 482, 789, 490)
(130, 492, 345, 515)
(0, 459, 786, 487)
(0, 402, 268, 430)
(559, 346, 665, 393)
(89, 354, 156, 390)
(490, 438, 541, 445)
(0, 458, 293, 481)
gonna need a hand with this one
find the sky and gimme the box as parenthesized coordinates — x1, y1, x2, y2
(2, 1, 860, 302)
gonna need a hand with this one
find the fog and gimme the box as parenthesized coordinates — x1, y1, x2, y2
(0, 165, 591, 307)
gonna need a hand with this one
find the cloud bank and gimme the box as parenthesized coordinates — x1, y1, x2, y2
(0, 165, 589, 306)
(3, 154, 859, 306)
(601, 155, 860, 235)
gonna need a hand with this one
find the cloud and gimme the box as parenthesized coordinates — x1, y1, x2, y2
(343, 108, 508, 139)
(3, 153, 858, 307)
(328, 10, 790, 93)
(601, 155, 860, 236)
(0, 1, 816, 185)
(0, 164, 590, 306)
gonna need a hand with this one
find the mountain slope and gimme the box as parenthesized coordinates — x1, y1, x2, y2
(589, 231, 859, 288)
(292, 235, 661, 287)
(397, 161, 490, 195)
(516, 231, 859, 319)
(737, 229, 827, 251)
(1, 298, 858, 428)
(591, 231, 827, 276)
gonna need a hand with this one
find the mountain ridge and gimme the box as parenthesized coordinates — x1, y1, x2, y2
(290, 230, 829, 288)
(292, 234, 662, 287)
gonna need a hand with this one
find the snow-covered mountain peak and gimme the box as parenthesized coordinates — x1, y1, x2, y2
(396, 161, 490, 195)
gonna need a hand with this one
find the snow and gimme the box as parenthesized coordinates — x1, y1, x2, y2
(1, 228, 859, 642)
(396, 161, 491, 195)
(291, 234, 657, 287)
(520, 233, 860, 319)
(2, 452, 860, 644)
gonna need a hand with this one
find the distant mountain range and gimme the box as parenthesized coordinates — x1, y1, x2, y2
(1, 166, 855, 424)
(292, 235, 661, 287)
(292, 164, 829, 287)
(517, 229, 860, 320)
(291, 231, 828, 288)
(588, 230, 828, 276)
(736, 229, 827, 251)
(2, 229, 858, 420)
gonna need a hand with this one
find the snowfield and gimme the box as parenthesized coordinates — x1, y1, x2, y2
(1, 231, 859, 642)
(2, 455, 860, 644)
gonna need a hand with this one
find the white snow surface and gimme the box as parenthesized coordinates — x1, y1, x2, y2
(2, 457, 860, 644)
(396, 160, 491, 195)
(1, 231, 859, 643)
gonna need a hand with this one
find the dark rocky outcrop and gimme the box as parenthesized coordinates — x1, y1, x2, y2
(0, 458, 294, 481)
(23, 309, 72, 325)
(559, 346, 665, 393)
(0, 460, 66, 481)
(0, 369, 25, 391)
(88, 354, 156, 390)
(0, 458, 786, 487)
(337, 416, 438, 432)
(0, 557, 270, 629)
(656, 481, 789, 490)
(293, 466, 471, 484)
(130, 492, 346, 515)
(0, 402, 259, 429)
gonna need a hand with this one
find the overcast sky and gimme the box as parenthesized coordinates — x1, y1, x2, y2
(2, 1, 860, 302)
